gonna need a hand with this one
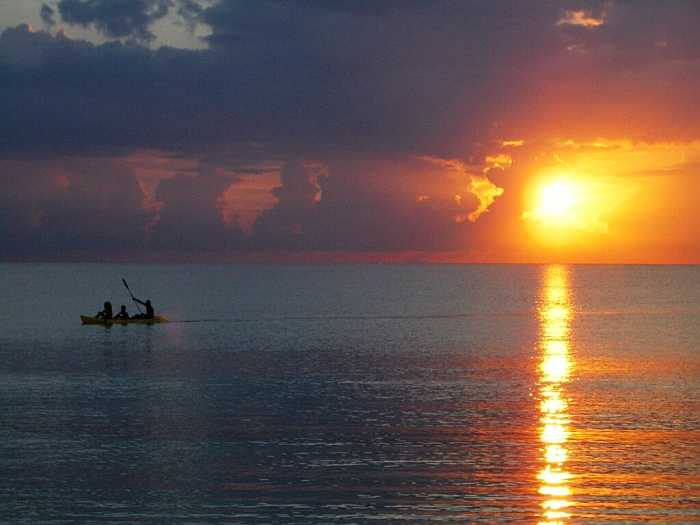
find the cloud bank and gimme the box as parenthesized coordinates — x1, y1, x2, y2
(2, 1, 700, 260)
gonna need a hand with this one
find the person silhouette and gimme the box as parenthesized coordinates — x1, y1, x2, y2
(114, 305, 129, 320)
(96, 301, 113, 320)
(132, 298, 154, 319)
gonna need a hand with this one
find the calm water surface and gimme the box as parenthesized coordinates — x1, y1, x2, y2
(0, 264, 699, 524)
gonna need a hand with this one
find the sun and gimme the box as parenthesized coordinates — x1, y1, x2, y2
(537, 180, 578, 219)
(523, 171, 622, 248)
(522, 175, 595, 244)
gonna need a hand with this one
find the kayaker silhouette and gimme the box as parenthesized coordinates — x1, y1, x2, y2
(114, 305, 129, 320)
(132, 298, 154, 319)
(96, 301, 113, 320)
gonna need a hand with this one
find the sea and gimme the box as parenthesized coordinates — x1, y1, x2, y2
(0, 263, 698, 524)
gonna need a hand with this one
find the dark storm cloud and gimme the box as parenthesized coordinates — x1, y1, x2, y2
(304, 171, 465, 252)
(251, 157, 480, 251)
(556, 1, 700, 62)
(0, 2, 546, 159)
(197, 0, 564, 154)
(149, 168, 245, 250)
(6, 1, 700, 158)
(251, 161, 320, 248)
(3, 0, 700, 257)
(0, 24, 229, 156)
(0, 158, 152, 256)
(288, 0, 427, 15)
(56, 0, 172, 41)
(176, 0, 209, 31)
(40, 4, 56, 28)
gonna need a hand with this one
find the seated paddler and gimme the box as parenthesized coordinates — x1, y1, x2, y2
(95, 301, 113, 320)
(132, 298, 154, 319)
(114, 305, 129, 320)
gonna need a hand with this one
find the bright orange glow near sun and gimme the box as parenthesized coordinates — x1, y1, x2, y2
(538, 180, 578, 219)
(522, 171, 620, 250)
(526, 176, 583, 228)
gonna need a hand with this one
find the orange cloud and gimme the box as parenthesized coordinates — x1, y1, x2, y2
(468, 175, 505, 222)
(484, 154, 513, 172)
(418, 156, 505, 222)
(220, 171, 278, 233)
(557, 10, 605, 28)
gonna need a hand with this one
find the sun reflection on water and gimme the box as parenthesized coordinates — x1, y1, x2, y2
(538, 265, 574, 525)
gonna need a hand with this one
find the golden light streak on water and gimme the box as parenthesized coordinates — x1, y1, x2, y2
(537, 265, 574, 525)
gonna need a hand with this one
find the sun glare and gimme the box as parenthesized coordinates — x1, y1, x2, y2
(538, 180, 577, 219)
(522, 173, 614, 245)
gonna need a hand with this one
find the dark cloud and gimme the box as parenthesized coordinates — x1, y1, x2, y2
(288, 1, 427, 16)
(41, 158, 153, 250)
(149, 168, 245, 250)
(51, 0, 214, 41)
(56, 0, 172, 41)
(4, 1, 700, 159)
(0, 158, 152, 256)
(251, 161, 321, 248)
(555, 1, 700, 65)
(307, 157, 481, 251)
(0, 25, 214, 156)
(251, 157, 483, 252)
(176, 0, 209, 31)
(40, 4, 56, 28)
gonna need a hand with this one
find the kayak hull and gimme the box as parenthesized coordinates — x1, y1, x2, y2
(81, 315, 168, 325)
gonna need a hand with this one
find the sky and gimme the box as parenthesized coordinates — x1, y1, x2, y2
(2, 0, 700, 263)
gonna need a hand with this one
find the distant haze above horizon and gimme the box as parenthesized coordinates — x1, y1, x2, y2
(3, 1, 700, 263)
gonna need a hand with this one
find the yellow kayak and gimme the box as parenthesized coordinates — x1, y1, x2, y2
(80, 315, 169, 325)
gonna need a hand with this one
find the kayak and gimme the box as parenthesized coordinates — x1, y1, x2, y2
(80, 315, 169, 325)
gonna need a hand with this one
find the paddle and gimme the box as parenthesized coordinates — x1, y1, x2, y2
(122, 278, 143, 315)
